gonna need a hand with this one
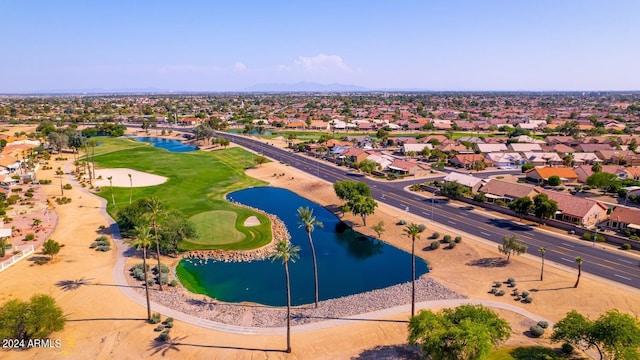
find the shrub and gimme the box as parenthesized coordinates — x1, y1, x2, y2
(25, 233, 35, 241)
(153, 263, 170, 274)
(169, 280, 179, 287)
(521, 291, 529, 297)
(507, 277, 515, 284)
(154, 324, 165, 332)
(621, 243, 632, 250)
(489, 288, 497, 294)
(39, 179, 52, 185)
(430, 240, 440, 250)
(397, 219, 407, 225)
(431, 232, 440, 239)
(147, 279, 155, 287)
(561, 343, 574, 354)
(493, 281, 502, 288)
(156, 332, 169, 342)
(443, 235, 452, 242)
(156, 274, 169, 285)
(447, 242, 456, 249)
(537, 321, 549, 329)
(454, 236, 462, 243)
(417, 224, 427, 233)
(96, 245, 110, 252)
(89, 242, 98, 249)
(63, 184, 72, 190)
(495, 290, 505, 296)
(529, 325, 545, 337)
(0, 294, 66, 341)
(130, 263, 150, 272)
(523, 296, 533, 303)
(149, 312, 162, 324)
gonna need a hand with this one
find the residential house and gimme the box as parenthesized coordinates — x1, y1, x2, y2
(478, 179, 541, 203)
(521, 152, 563, 166)
(365, 153, 393, 171)
(508, 143, 543, 152)
(575, 143, 613, 152)
(573, 164, 627, 183)
(337, 147, 368, 164)
(595, 149, 636, 165)
(0, 154, 20, 173)
(525, 166, 579, 183)
(548, 144, 576, 155)
(402, 143, 432, 155)
(571, 152, 602, 166)
(476, 143, 508, 153)
(177, 117, 203, 126)
(603, 207, 640, 232)
(442, 172, 484, 194)
(449, 154, 486, 169)
(485, 152, 524, 169)
(512, 135, 545, 144)
(387, 159, 430, 176)
(542, 190, 608, 227)
(546, 136, 580, 146)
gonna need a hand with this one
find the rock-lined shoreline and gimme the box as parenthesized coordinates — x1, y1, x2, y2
(135, 277, 466, 328)
(182, 201, 290, 263)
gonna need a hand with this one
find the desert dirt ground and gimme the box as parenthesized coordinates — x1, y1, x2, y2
(0, 132, 639, 359)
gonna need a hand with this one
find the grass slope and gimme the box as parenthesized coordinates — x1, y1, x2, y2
(92, 138, 270, 250)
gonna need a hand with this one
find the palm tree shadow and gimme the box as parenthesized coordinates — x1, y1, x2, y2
(55, 278, 142, 291)
(529, 286, 574, 292)
(148, 337, 284, 356)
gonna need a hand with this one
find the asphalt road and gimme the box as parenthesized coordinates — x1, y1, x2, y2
(215, 132, 640, 290)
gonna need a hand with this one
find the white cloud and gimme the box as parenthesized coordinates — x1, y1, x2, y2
(234, 62, 247, 71)
(292, 54, 350, 72)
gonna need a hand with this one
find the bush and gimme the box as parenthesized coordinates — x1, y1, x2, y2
(430, 240, 440, 250)
(154, 324, 165, 332)
(169, 280, 179, 287)
(621, 243, 632, 250)
(39, 179, 52, 185)
(63, 184, 72, 190)
(89, 242, 98, 249)
(443, 235, 452, 242)
(537, 321, 549, 329)
(149, 312, 161, 324)
(495, 290, 505, 296)
(96, 245, 110, 252)
(417, 224, 427, 233)
(431, 232, 440, 239)
(156, 274, 169, 285)
(447, 242, 456, 249)
(130, 263, 150, 272)
(0, 294, 66, 341)
(153, 263, 170, 274)
(521, 291, 529, 297)
(156, 332, 169, 342)
(507, 277, 515, 284)
(529, 325, 545, 337)
(25, 233, 35, 241)
(561, 343, 574, 354)
(523, 296, 533, 303)
(397, 219, 407, 225)
(454, 236, 462, 243)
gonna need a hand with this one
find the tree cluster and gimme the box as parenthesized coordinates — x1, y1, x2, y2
(116, 197, 196, 255)
(0, 294, 66, 342)
(333, 180, 378, 225)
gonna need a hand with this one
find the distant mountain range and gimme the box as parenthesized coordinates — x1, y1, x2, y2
(241, 82, 370, 92)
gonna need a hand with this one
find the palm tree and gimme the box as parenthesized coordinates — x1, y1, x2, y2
(108, 176, 115, 207)
(147, 196, 164, 291)
(538, 247, 546, 281)
(128, 173, 133, 205)
(270, 239, 300, 353)
(574, 257, 583, 288)
(297, 206, 323, 308)
(130, 224, 153, 321)
(403, 223, 422, 317)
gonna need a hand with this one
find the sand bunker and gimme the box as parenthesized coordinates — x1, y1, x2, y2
(244, 216, 260, 227)
(92, 168, 168, 188)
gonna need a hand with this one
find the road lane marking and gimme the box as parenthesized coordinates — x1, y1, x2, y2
(481, 232, 491, 237)
(561, 257, 574, 263)
(561, 243, 575, 248)
(615, 274, 633, 281)
(422, 211, 429, 215)
(447, 221, 456, 225)
(618, 258, 634, 265)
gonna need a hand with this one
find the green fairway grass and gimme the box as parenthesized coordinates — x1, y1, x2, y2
(92, 138, 271, 250)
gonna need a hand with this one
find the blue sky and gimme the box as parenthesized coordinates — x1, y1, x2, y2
(1, 0, 638, 92)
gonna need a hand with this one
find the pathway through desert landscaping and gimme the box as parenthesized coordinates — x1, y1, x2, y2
(1, 149, 639, 359)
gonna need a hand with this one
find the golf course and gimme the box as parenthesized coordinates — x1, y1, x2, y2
(91, 137, 272, 250)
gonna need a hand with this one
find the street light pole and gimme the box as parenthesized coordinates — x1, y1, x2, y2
(593, 215, 598, 247)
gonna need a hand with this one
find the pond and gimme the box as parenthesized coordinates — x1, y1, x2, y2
(176, 187, 429, 306)
(135, 137, 197, 152)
